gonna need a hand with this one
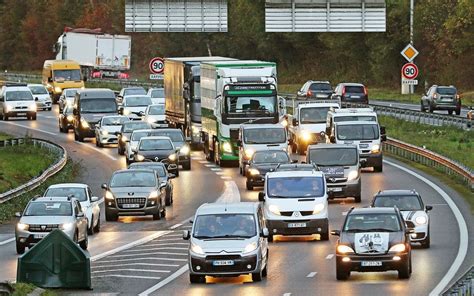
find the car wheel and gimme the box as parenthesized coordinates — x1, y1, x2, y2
(16, 241, 25, 254)
(429, 103, 434, 113)
(239, 165, 243, 175)
(118, 147, 124, 155)
(32, 114, 37, 120)
(105, 210, 118, 221)
(93, 215, 101, 233)
(354, 195, 361, 203)
(455, 107, 461, 116)
(0, 113, 3, 120)
(336, 263, 350, 280)
(183, 160, 191, 171)
(420, 102, 426, 112)
(320, 231, 329, 241)
(267, 234, 274, 243)
(74, 130, 79, 141)
(87, 217, 95, 235)
(175, 169, 180, 177)
(291, 141, 297, 154)
(251, 269, 263, 282)
(448, 110, 453, 115)
(165, 191, 172, 206)
(189, 274, 205, 284)
(246, 180, 254, 191)
(153, 205, 162, 220)
(373, 163, 383, 172)
(4, 114, 9, 121)
(79, 232, 88, 250)
(398, 257, 411, 279)
(421, 232, 430, 248)
(160, 204, 166, 218)
(48, 108, 52, 111)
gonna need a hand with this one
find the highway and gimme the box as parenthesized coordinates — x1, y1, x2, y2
(0, 106, 472, 295)
(371, 100, 470, 118)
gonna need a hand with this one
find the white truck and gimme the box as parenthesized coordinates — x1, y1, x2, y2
(54, 27, 131, 79)
(288, 99, 340, 155)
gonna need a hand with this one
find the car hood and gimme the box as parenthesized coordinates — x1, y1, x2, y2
(339, 232, 404, 254)
(101, 125, 122, 133)
(192, 237, 256, 254)
(400, 210, 427, 222)
(109, 187, 156, 197)
(125, 106, 147, 114)
(146, 115, 166, 121)
(34, 94, 51, 101)
(20, 216, 74, 225)
(139, 150, 175, 160)
(172, 141, 184, 150)
(82, 113, 114, 123)
(313, 90, 332, 97)
(252, 163, 285, 174)
(244, 143, 287, 152)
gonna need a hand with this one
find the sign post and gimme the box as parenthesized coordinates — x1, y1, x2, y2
(400, 44, 419, 94)
(149, 57, 164, 80)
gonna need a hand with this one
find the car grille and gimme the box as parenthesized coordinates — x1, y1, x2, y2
(193, 255, 258, 273)
(29, 224, 60, 232)
(326, 177, 348, 184)
(14, 106, 28, 110)
(116, 197, 146, 209)
(280, 211, 314, 217)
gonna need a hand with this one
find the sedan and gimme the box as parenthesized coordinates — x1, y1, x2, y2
(28, 84, 52, 111)
(58, 105, 74, 133)
(118, 121, 151, 155)
(143, 104, 168, 128)
(59, 88, 79, 113)
(95, 115, 130, 147)
(332, 83, 368, 104)
(246, 149, 293, 190)
(133, 136, 179, 176)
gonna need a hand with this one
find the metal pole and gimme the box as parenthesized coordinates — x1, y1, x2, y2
(410, 0, 414, 45)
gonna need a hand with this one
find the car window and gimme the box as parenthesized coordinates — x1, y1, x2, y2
(373, 195, 423, 211)
(102, 116, 129, 126)
(139, 139, 173, 150)
(153, 130, 184, 142)
(310, 83, 332, 91)
(129, 164, 167, 177)
(124, 96, 152, 106)
(131, 131, 150, 141)
(309, 147, 358, 166)
(151, 89, 164, 98)
(253, 151, 289, 164)
(29, 86, 48, 95)
(124, 88, 146, 96)
(344, 213, 401, 232)
(44, 187, 87, 202)
(110, 171, 156, 187)
(267, 177, 324, 198)
(148, 104, 165, 115)
(193, 214, 257, 239)
(123, 122, 150, 133)
(345, 86, 364, 93)
(24, 201, 72, 216)
(5, 90, 33, 101)
(436, 87, 456, 95)
(337, 124, 379, 141)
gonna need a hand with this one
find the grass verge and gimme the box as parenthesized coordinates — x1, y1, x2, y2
(0, 132, 12, 141)
(11, 282, 57, 296)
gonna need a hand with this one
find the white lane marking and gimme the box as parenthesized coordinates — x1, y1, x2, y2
(98, 258, 187, 263)
(169, 223, 182, 230)
(93, 275, 162, 280)
(429, 203, 449, 206)
(306, 272, 317, 278)
(93, 263, 180, 268)
(191, 157, 202, 160)
(216, 181, 241, 203)
(210, 168, 222, 171)
(0, 237, 15, 246)
(109, 252, 187, 258)
(383, 160, 468, 296)
(215, 172, 225, 175)
(138, 265, 188, 296)
(283, 293, 292, 296)
(221, 176, 232, 180)
(122, 247, 188, 253)
(138, 243, 189, 248)
(91, 231, 171, 262)
(0, 121, 57, 136)
(325, 254, 334, 260)
(91, 269, 170, 274)
(144, 238, 184, 243)
(198, 161, 208, 164)
(205, 164, 216, 167)
(342, 211, 347, 216)
(74, 141, 117, 161)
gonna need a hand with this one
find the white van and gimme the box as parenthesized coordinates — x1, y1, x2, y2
(0, 83, 37, 120)
(326, 108, 378, 136)
(238, 124, 288, 175)
(259, 170, 329, 242)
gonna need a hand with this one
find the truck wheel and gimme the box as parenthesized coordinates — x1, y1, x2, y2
(421, 232, 430, 249)
(4, 114, 8, 121)
(16, 241, 25, 254)
(320, 230, 329, 241)
(374, 163, 383, 172)
(336, 264, 350, 280)
(429, 104, 434, 113)
(448, 110, 453, 115)
(105, 210, 118, 222)
(213, 141, 220, 166)
(189, 274, 205, 284)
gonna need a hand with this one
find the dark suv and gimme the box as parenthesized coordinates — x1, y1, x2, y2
(297, 81, 332, 100)
(332, 83, 368, 104)
(421, 85, 461, 115)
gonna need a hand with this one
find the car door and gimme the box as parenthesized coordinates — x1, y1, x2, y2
(257, 207, 268, 264)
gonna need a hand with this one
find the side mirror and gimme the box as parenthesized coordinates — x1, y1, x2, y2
(406, 228, 415, 234)
(380, 126, 386, 135)
(101, 183, 108, 190)
(15, 212, 22, 218)
(331, 230, 340, 236)
(288, 138, 293, 145)
(425, 205, 433, 211)
(329, 135, 336, 143)
(35, 97, 39, 101)
(189, 219, 194, 224)
(118, 108, 123, 115)
(236, 140, 242, 147)
(183, 230, 190, 240)
(76, 212, 85, 218)
(381, 135, 387, 142)
(91, 196, 99, 202)
(292, 118, 298, 126)
(359, 159, 367, 168)
(48, 77, 53, 82)
(258, 192, 265, 202)
(168, 173, 176, 179)
(261, 227, 269, 238)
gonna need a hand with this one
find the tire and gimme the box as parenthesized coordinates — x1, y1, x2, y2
(239, 165, 243, 175)
(421, 232, 430, 249)
(429, 103, 434, 113)
(16, 241, 25, 255)
(59, 125, 64, 133)
(291, 141, 297, 154)
(75, 131, 84, 142)
(420, 102, 426, 112)
(79, 232, 88, 250)
(175, 169, 180, 177)
(246, 180, 254, 191)
(267, 234, 274, 243)
(160, 205, 166, 218)
(48, 108, 52, 111)
(448, 110, 453, 115)
(0, 113, 3, 120)
(189, 274, 205, 284)
(398, 257, 411, 279)
(251, 269, 263, 282)
(320, 230, 329, 241)
(455, 107, 461, 116)
(93, 216, 101, 233)
(354, 195, 361, 203)
(32, 114, 36, 120)
(87, 217, 95, 235)
(74, 130, 79, 141)
(336, 263, 350, 280)
(373, 163, 383, 172)
(105, 210, 118, 222)
(182, 161, 191, 171)
(4, 114, 8, 121)
(153, 208, 162, 220)
(213, 141, 220, 166)
(118, 146, 125, 155)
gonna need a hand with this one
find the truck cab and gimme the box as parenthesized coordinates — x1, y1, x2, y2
(42, 60, 84, 103)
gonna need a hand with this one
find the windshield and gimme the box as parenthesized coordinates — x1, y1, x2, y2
(300, 107, 330, 124)
(193, 214, 256, 239)
(148, 105, 165, 115)
(65, 89, 78, 97)
(253, 151, 290, 164)
(153, 131, 184, 142)
(131, 131, 150, 141)
(310, 83, 332, 91)
(194, 82, 201, 101)
(344, 86, 364, 93)
(124, 88, 146, 96)
(124, 96, 152, 107)
(267, 177, 324, 198)
(337, 124, 379, 141)
(139, 139, 173, 151)
(437, 87, 456, 95)
(103, 116, 129, 126)
(129, 164, 166, 177)
(373, 195, 422, 211)
(225, 96, 276, 115)
(53, 69, 81, 82)
(334, 115, 376, 122)
(110, 171, 156, 187)
(150, 89, 164, 98)
(123, 122, 149, 133)
(244, 128, 286, 144)
(28, 86, 48, 95)
(81, 99, 117, 113)
(44, 187, 87, 202)
(344, 214, 401, 232)
(5, 91, 33, 101)
(24, 201, 72, 216)
(309, 148, 358, 166)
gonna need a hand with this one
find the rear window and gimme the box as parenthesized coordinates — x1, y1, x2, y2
(437, 87, 456, 95)
(310, 83, 332, 91)
(124, 88, 146, 96)
(344, 86, 364, 93)
(29, 86, 48, 95)
(110, 171, 156, 187)
(44, 187, 87, 202)
(123, 122, 149, 132)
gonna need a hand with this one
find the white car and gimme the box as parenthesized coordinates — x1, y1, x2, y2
(59, 88, 80, 112)
(0, 83, 37, 120)
(143, 104, 167, 128)
(43, 183, 101, 235)
(28, 84, 52, 111)
(147, 88, 165, 105)
(95, 115, 130, 147)
(119, 95, 153, 120)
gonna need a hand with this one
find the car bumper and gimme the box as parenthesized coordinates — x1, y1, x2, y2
(16, 229, 75, 246)
(3, 111, 36, 118)
(77, 125, 96, 138)
(266, 218, 328, 236)
(246, 175, 265, 186)
(327, 179, 361, 198)
(189, 253, 261, 276)
(336, 252, 409, 272)
(409, 225, 428, 242)
(105, 199, 160, 216)
(432, 101, 460, 110)
(98, 134, 118, 144)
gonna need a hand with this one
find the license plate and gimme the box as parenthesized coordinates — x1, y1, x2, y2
(361, 261, 382, 267)
(17, 112, 26, 115)
(34, 233, 47, 239)
(329, 188, 343, 192)
(213, 260, 234, 266)
(123, 204, 140, 209)
(351, 95, 360, 99)
(288, 223, 306, 228)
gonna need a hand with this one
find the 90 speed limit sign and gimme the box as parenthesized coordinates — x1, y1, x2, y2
(401, 63, 418, 80)
(149, 57, 164, 74)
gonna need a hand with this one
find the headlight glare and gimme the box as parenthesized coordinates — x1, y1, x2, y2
(67, 115, 74, 122)
(222, 141, 232, 153)
(60, 222, 74, 231)
(337, 245, 355, 254)
(191, 243, 205, 255)
(301, 130, 312, 142)
(101, 130, 109, 136)
(17, 223, 29, 231)
(147, 117, 155, 124)
(123, 109, 131, 115)
(313, 203, 325, 214)
(80, 118, 89, 128)
(136, 154, 145, 161)
(243, 242, 258, 254)
(180, 145, 190, 155)
(347, 170, 359, 181)
(121, 135, 128, 142)
(105, 191, 114, 200)
(148, 191, 159, 199)
(244, 149, 255, 159)
(29, 104, 37, 111)
(54, 86, 62, 93)
(371, 144, 380, 153)
(168, 153, 177, 161)
(415, 216, 427, 225)
(249, 168, 260, 176)
(389, 243, 406, 253)
(268, 205, 280, 215)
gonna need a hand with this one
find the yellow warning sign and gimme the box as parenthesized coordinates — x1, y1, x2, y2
(401, 44, 419, 62)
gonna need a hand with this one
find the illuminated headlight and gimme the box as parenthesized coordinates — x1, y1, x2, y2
(80, 118, 89, 128)
(121, 135, 128, 142)
(136, 154, 145, 161)
(105, 191, 114, 200)
(222, 141, 232, 153)
(371, 144, 380, 154)
(301, 130, 312, 142)
(281, 119, 288, 127)
(101, 130, 109, 136)
(4, 105, 11, 113)
(54, 86, 62, 93)
(192, 125, 199, 133)
(312, 203, 325, 214)
(248, 168, 260, 176)
(415, 216, 427, 225)
(17, 223, 29, 231)
(29, 104, 37, 111)
(66, 100, 73, 106)
(337, 245, 355, 254)
(389, 243, 406, 253)
(60, 222, 74, 231)
(168, 153, 177, 161)
(347, 170, 359, 181)
(123, 109, 131, 115)
(268, 205, 280, 215)
(243, 242, 258, 254)
(67, 115, 74, 122)
(147, 117, 155, 124)
(190, 243, 205, 255)
(148, 191, 159, 199)
(180, 145, 190, 155)
(244, 149, 255, 159)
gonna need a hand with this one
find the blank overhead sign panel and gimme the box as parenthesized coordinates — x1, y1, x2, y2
(125, 0, 228, 32)
(265, 0, 386, 32)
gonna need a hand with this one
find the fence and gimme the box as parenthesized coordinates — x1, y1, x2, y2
(443, 266, 473, 296)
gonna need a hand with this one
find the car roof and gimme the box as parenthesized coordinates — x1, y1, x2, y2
(102, 115, 128, 119)
(3, 85, 30, 91)
(267, 170, 324, 178)
(196, 202, 259, 215)
(131, 129, 155, 134)
(339, 82, 365, 87)
(350, 207, 398, 215)
(331, 108, 374, 114)
(307, 80, 331, 84)
(113, 168, 156, 174)
(152, 128, 182, 133)
(335, 120, 379, 126)
(33, 196, 73, 202)
(308, 143, 358, 149)
(374, 190, 419, 196)
(47, 183, 88, 189)
(124, 95, 151, 99)
(27, 84, 45, 87)
(77, 88, 114, 97)
(129, 162, 166, 168)
(275, 163, 317, 170)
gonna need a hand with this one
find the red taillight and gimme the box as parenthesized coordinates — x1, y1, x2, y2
(342, 87, 346, 96)
(119, 73, 130, 79)
(363, 86, 368, 96)
(92, 71, 101, 78)
(307, 90, 312, 97)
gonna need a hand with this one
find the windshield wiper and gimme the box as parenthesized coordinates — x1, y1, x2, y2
(366, 228, 396, 232)
(346, 228, 367, 232)
(205, 235, 246, 239)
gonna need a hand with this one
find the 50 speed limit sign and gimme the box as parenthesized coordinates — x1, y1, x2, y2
(401, 63, 418, 80)
(149, 57, 164, 74)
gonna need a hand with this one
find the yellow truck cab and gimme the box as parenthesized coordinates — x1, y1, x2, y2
(42, 60, 84, 103)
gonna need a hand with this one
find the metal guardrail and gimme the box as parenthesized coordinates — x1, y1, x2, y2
(443, 266, 473, 296)
(0, 138, 68, 203)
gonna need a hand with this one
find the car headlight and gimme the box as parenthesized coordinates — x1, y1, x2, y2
(244, 149, 255, 159)
(80, 118, 89, 128)
(54, 86, 62, 93)
(313, 203, 325, 214)
(130, 143, 138, 151)
(136, 154, 145, 161)
(248, 168, 260, 176)
(148, 191, 159, 199)
(389, 243, 406, 253)
(180, 145, 190, 155)
(243, 242, 258, 254)
(60, 222, 74, 231)
(123, 109, 131, 115)
(67, 115, 74, 122)
(268, 205, 280, 215)
(191, 243, 205, 255)
(29, 103, 37, 111)
(4, 105, 11, 113)
(147, 117, 155, 124)
(105, 191, 114, 200)
(281, 118, 288, 127)
(121, 135, 128, 142)
(371, 144, 380, 154)
(347, 170, 359, 181)
(337, 245, 355, 254)
(222, 141, 232, 153)
(160, 182, 167, 188)
(415, 216, 427, 225)
(17, 223, 29, 231)
(101, 130, 109, 136)
(168, 153, 177, 161)
(301, 130, 312, 142)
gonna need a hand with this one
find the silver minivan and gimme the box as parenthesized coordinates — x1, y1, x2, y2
(183, 202, 269, 283)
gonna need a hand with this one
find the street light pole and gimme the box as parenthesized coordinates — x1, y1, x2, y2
(409, 0, 415, 94)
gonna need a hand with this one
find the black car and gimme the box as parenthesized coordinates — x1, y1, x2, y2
(58, 105, 74, 133)
(118, 121, 151, 155)
(246, 150, 293, 190)
(421, 85, 461, 115)
(133, 136, 179, 176)
(150, 128, 191, 170)
(331, 207, 413, 280)
(296, 81, 333, 100)
(274, 163, 318, 172)
(332, 83, 368, 104)
(128, 162, 175, 205)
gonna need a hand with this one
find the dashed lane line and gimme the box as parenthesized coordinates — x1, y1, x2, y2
(98, 258, 187, 263)
(210, 168, 222, 171)
(122, 247, 188, 253)
(205, 164, 216, 167)
(0, 121, 57, 136)
(198, 161, 208, 164)
(108, 252, 187, 258)
(93, 263, 180, 268)
(306, 272, 317, 278)
(220, 176, 232, 180)
(169, 223, 182, 229)
(0, 237, 15, 246)
(325, 254, 334, 260)
(91, 269, 171, 274)
(135, 243, 189, 248)
(138, 265, 188, 296)
(93, 275, 162, 280)
(74, 141, 118, 161)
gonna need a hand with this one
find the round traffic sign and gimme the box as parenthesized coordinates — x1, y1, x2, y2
(401, 63, 418, 80)
(149, 57, 164, 74)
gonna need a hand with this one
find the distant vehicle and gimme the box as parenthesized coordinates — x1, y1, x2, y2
(0, 83, 37, 121)
(331, 207, 413, 280)
(371, 190, 432, 248)
(117, 87, 146, 104)
(15, 196, 89, 254)
(42, 60, 84, 103)
(95, 115, 130, 147)
(119, 95, 152, 120)
(72, 88, 118, 142)
(183, 202, 269, 283)
(147, 88, 165, 105)
(133, 136, 179, 176)
(144, 104, 167, 128)
(332, 83, 368, 104)
(274, 163, 318, 172)
(117, 121, 151, 155)
(28, 84, 52, 111)
(102, 169, 166, 221)
(58, 105, 74, 133)
(421, 85, 461, 115)
(149, 128, 191, 170)
(44, 183, 101, 235)
(246, 150, 292, 190)
(59, 88, 79, 112)
(260, 170, 329, 242)
(296, 81, 333, 100)
(128, 162, 175, 205)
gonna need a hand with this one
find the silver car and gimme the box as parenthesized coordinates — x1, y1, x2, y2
(15, 196, 89, 254)
(95, 115, 130, 147)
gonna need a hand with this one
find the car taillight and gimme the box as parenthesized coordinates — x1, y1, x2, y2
(92, 71, 101, 78)
(363, 86, 368, 96)
(119, 73, 130, 79)
(307, 90, 312, 97)
(342, 87, 346, 96)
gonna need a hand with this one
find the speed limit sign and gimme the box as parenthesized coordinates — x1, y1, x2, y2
(149, 57, 164, 74)
(401, 63, 418, 80)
